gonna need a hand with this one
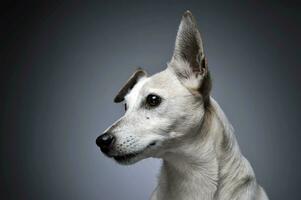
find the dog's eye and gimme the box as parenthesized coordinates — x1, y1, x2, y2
(124, 103, 127, 111)
(146, 94, 161, 107)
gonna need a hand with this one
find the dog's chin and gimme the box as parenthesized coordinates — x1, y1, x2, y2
(112, 142, 159, 165)
(113, 152, 144, 165)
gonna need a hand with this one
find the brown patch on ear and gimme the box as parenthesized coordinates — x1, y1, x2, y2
(199, 57, 212, 109)
(114, 68, 147, 103)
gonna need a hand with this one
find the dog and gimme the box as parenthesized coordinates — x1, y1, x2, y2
(96, 10, 269, 200)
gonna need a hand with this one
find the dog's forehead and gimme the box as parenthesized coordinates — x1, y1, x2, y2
(142, 70, 180, 94)
(147, 69, 191, 95)
(146, 71, 173, 88)
(125, 69, 189, 104)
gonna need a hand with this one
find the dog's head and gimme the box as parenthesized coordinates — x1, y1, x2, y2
(96, 11, 212, 165)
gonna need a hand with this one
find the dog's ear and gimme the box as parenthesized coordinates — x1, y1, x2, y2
(114, 68, 147, 103)
(169, 10, 211, 107)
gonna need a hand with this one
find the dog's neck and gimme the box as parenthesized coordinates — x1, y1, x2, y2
(156, 98, 250, 200)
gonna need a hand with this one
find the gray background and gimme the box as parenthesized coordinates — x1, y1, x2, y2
(1, 1, 300, 200)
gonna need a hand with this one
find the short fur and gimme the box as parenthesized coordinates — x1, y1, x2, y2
(96, 10, 268, 200)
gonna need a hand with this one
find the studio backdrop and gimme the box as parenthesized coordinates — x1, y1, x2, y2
(1, 1, 300, 200)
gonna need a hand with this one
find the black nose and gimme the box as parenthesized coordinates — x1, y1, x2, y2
(96, 133, 115, 150)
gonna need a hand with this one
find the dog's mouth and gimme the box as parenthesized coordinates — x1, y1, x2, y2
(112, 141, 157, 165)
(113, 152, 140, 164)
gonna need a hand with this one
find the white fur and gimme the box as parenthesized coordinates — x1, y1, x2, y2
(100, 11, 268, 200)
(103, 67, 268, 199)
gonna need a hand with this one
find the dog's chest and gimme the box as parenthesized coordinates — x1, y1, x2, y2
(155, 162, 218, 200)
(158, 183, 216, 200)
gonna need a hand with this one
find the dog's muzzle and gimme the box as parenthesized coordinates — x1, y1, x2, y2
(96, 133, 115, 155)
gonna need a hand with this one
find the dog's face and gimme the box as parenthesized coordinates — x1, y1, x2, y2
(96, 11, 212, 165)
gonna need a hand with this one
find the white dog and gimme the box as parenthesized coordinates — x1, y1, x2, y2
(96, 10, 269, 200)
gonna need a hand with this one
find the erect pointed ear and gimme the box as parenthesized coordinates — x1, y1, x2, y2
(169, 11, 211, 107)
(114, 68, 147, 103)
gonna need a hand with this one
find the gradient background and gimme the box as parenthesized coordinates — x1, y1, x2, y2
(1, 1, 300, 200)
